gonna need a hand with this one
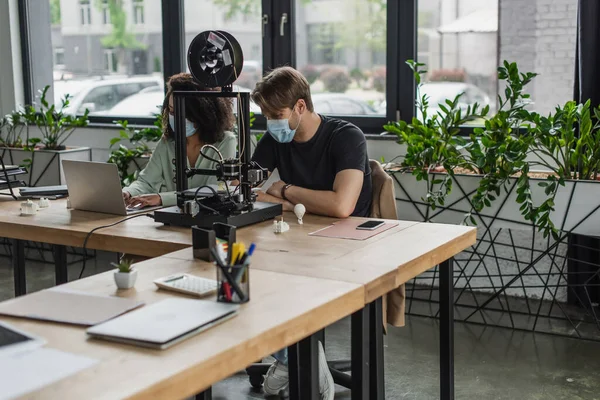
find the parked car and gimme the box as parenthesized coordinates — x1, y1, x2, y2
(311, 93, 378, 115)
(377, 82, 492, 118)
(56, 76, 163, 116)
(105, 85, 259, 117)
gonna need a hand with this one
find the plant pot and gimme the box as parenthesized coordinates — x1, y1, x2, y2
(0, 146, 91, 187)
(114, 269, 138, 290)
(392, 171, 600, 236)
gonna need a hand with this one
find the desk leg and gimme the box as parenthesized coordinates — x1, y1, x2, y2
(370, 297, 385, 400)
(53, 245, 68, 285)
(289, 335, 319, 400)
(195, 387, 211, 400)
(351, 305, 370, 400)
(439, 259, 454, 400)
(11, 239, 26, 296)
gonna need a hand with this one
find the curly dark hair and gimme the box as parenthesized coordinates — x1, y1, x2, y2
(162, 73, 234, 144)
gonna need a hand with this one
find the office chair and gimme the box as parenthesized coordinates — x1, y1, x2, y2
(245, 160, 401, 391)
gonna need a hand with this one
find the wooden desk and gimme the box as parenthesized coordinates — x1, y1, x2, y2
(1, 256, 364, 400)
(0, 200, 476, 399)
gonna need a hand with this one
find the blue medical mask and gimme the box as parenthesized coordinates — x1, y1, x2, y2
(267, 108, 302, 143)
(168, 114, 197, 138)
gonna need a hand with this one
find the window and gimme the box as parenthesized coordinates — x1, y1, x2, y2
(79, 0, 91, 25)
(418, 0, 576, 116)
(296, 0, 387, 117)
(101, 0, 111, 25)
(54, 48, 65, 68)
(48, 0, 163, 117)
(133, 0, 144, 25)
(104, 49, 118, 73)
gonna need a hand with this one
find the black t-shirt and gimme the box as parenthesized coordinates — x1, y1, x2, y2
(252, 115, 372, 217)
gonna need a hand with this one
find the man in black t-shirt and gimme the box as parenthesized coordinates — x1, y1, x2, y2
(250, 67, 372, 398)
(251, 66, 372, 219)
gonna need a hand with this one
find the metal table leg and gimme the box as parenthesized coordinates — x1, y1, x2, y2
(53, 245, 68, 285)
(289, 335, 319, 400)
(370, 297, 385, 400)
(439, 259, 454, 400)
(195, 386, 211, 400)
(11, 239, 26, 296)
(351, 304, 370, 400)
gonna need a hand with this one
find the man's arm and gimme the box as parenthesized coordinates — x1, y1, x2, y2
(256, 190, 295, 211)
(268, 169, 364, 218)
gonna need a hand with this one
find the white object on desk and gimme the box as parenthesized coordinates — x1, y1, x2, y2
(19, 200, 38, 216)
(114, 268, 138, 290)
(294, 204, 305, 224)
(38, 197, 50, 208)
(0, 347, 98, 400)
(273, 219, 290, 234)
(154, 273, 217, 297)
(257, 168, 280, 193)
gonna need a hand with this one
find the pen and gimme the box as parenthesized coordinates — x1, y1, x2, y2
(211, 247, 246, 301)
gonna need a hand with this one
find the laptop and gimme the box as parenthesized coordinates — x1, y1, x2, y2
(62, 160, 160, 216)
(0, 321, 45, 358)
(86, 298, 239, 350)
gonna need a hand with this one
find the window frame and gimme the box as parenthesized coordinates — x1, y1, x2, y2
(79, 0, 91, 26)
(22, 0, 417, 133)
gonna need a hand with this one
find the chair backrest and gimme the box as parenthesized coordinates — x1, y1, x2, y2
(369, 159, 397, 220)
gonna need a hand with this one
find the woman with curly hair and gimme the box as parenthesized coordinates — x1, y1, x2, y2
(122, 73, 237, 207)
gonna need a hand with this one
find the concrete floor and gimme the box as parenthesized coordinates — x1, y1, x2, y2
(1, 244, 600, 399)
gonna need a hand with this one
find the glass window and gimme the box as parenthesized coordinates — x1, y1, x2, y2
(133, 0, 144, 25)
(49, 0, 163, 116)
(183, 0, 263, 92)
(418, 0, 577, 116)
(79, 0, 91, 25)
(101, 0, 111, 25)
(296, 0, 387, 117)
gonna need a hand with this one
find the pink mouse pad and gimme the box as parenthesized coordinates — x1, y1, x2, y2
(309, 219, 399, 240)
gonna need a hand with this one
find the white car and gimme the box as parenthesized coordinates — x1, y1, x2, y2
(377, 82, 492, 118)
(55, 76, 163, 116)
(106, 86, 260, 117)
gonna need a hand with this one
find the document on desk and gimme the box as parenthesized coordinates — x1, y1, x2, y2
(0, 347, 98, 400)
(309, 219, 399, 240)
(255, 168, 280, 193)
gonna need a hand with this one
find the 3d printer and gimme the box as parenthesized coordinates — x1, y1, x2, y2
(153, 30, 282, 228)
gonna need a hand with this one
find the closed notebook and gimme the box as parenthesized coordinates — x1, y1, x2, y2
(86, 298, 239, 350)
(0, 288, 144, 326)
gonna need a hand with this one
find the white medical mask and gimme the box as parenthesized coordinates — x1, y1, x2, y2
(168, 114, 197, 138)
(267, 108, 302, 143)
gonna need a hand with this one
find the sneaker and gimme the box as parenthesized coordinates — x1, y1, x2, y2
(264, 361, 289, 397)
(318, 341, 335, 400)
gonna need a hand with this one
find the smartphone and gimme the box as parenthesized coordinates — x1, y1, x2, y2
(356, 220, 385, 231)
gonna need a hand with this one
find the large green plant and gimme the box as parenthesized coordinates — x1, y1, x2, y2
(108, 114, 162, 187)
(31, 85, 89, 150)
(383, 60, 489, 208)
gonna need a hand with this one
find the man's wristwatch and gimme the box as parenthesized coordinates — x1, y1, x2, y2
(281, 184, 293, 201)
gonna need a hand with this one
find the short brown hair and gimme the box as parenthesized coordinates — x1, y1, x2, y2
(251, 66, 314, 117)
(162, 73, 234, 143)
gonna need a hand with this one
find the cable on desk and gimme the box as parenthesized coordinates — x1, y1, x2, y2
(77, 213, 155, 279)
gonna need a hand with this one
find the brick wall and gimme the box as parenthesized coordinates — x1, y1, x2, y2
(500, 0, 577, 115)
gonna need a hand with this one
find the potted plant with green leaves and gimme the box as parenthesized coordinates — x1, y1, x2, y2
(385, 60, 600, 239)
(108, 114, 162, 187)
(112, 258, 138, 289)
(3, 85, 92, 187)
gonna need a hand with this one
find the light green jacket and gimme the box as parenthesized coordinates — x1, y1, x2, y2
(123, 131, 237, 206)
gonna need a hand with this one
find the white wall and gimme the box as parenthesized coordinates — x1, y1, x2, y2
(0, 0, 23, 115)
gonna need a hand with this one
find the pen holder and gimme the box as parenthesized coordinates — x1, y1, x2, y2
(216, 264, 249, 304)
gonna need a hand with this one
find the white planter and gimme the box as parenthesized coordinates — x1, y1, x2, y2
(114, 269, 138, 289)
(393, 172, 600, 236)
(1, 147, 91, 187)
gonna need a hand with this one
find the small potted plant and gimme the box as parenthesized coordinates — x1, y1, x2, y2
(112, 259, 138, 289)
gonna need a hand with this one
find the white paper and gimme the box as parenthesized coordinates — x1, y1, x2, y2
(0, 347, 98, 399)
(256, 168, 280, 193)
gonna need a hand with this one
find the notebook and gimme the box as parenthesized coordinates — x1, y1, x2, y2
(87, 298, 239, 350)
(0, 288, 145, 326)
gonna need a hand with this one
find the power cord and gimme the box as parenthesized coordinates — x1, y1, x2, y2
(194, 185, 219, 214)
(77, 213, 155, 279)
